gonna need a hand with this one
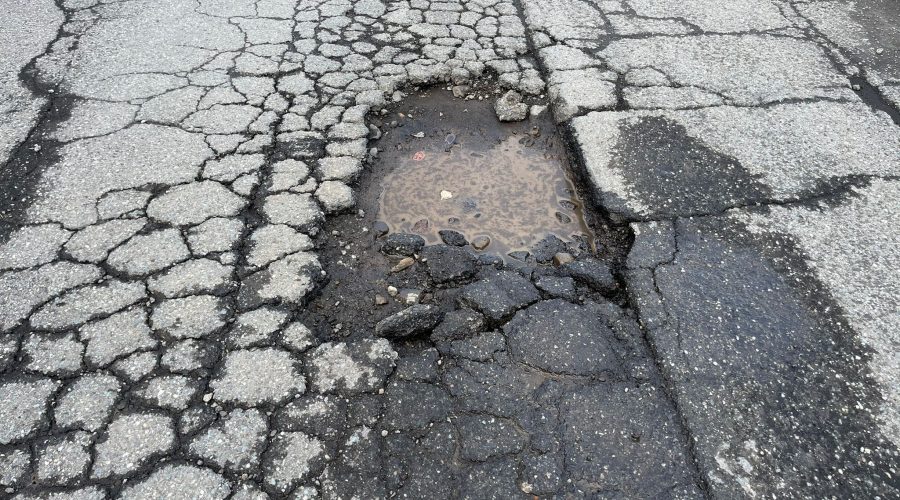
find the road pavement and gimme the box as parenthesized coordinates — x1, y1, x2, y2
(0, 0, 897, 498)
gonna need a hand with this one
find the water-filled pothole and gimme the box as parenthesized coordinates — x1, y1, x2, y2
(374, 89, 594, 260)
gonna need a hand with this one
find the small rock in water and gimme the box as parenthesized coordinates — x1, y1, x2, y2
(412, 218, 430, 233)
(444, 133, 456, 152)
(471, 235, 491, 250)
(440, 190, 453, 200)
(555, 211, 572, 224)
(412, 131, 425, 138)
(495, 90, 528, 122)
(372, 221, 389, 237)
(553, 252, 575, 267)
(391, 257, 416, 273)
(507, 250, 531, 263)
(559, 200, 577, 211)
(531, 234, 568, 264)
(439, 229, 468, 246)
(452, 85, 470, 98)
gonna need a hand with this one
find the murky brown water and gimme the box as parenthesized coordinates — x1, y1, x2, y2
(376, 90, 592, 258)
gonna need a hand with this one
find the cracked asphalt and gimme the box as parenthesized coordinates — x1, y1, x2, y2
(0, 0, 898, 498)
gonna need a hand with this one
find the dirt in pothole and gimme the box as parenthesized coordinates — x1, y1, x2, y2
(376, 89, 594, 259)
(298, 85, 628, 342)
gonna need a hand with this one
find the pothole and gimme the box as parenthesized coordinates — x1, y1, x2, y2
(297, 84, 631, 341)
(374, 88, 594, 261)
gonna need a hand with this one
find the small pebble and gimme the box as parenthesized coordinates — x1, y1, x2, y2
(391, 257, 415, 273)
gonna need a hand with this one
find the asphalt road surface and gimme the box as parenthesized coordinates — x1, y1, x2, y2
(0, 0, 897, 498)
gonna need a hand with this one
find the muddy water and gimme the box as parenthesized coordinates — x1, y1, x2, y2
(376, 90, 593, 258)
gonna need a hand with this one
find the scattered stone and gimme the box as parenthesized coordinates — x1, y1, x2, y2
(561, 257, 617, 294)
(211, 348, 305, 405)
(421, 245, 477, 284)
(459, 270, 541, 322)
(552, 252, 575, 266)
(452, 85, 470, 98)
(372, 221, 389, 237)
(391, 257, 416, 273)
(375, 294, 388, 305)
(380, 233, 425, 256)
(471, 235, 491, 250)
(494, 90, 528, 122)
(387, 286, 399, 296)
(507, 250, 531, 263)
(531, 234, 568, 264)
(375, 305, 444, 339)
(438, 229, 467, 246)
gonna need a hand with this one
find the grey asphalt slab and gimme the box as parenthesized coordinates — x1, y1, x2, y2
(0, 0, 898, 497)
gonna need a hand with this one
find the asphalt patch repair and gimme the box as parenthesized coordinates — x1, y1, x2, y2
(293, 86, 707, 497)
